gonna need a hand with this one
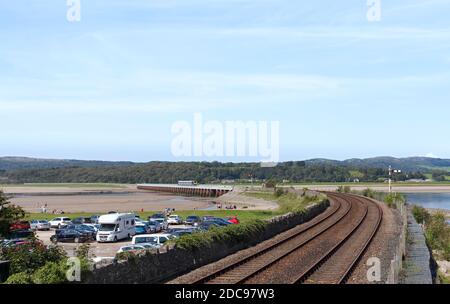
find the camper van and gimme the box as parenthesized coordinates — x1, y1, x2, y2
(96, 213, 136, 243)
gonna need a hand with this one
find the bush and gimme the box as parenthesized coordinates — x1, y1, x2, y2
(337, 186, 351, 193)
(362, 188, 375, 198)
(275, 188, 285, 198)
(32, 261, 68, 284)
(173, 220, 267, 251)
(384, 193, 406, 209)
(265, 180, 276, 189)
(4, 272, 33, 284)
(0, 240, 67, 275)
(412, 205, 431, 225)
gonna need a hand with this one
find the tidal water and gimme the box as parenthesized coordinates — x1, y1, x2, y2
(403, 192, 450, 211)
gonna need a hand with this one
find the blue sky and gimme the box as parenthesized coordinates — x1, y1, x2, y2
(1, 0, 450, 162)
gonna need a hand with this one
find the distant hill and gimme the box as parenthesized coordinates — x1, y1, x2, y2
(0, 156, 448, 184)
(0, 156, 137, 171)
(306, 156, 450, 172)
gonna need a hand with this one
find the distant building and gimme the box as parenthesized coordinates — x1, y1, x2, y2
(178, 181, 197, 186)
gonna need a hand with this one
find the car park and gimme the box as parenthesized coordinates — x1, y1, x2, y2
(50, 228, 93, 244)
(49, 217, 72, 229)
(131, 234, 175, 247)
(30, 220, 51, 231)
(167, 215, 183, 225)
(185, 215, 202, 226)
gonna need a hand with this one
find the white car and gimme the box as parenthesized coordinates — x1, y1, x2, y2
(117, 245, 145, 254)
(167, 215, 183, 225)
(49, 217, 72, 229)
(131, 234, 175, 246)
(153, 219, 169, 230)
(30, 220, 51, 231)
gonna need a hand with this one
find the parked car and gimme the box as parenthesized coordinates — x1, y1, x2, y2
(185, 215, 202, 226)
(131, 234, 175, 246)
(10, 221, 31, 231)
(199, 221, 221, 230)
(135, 224, 150, 235)
(50, 228, 93, 244)
(49, 217, 72, 228)
(146, 220, 162, 233)
(210, 218, 232, 226)
(71, 217, 93, 225)
(202, 216, 215, 221)
(167, 215, 183, 225)
(170, 229, 196, 238)
(152, 218, 169, 230)
(90, 215, 100, 224)
(30, 220, 51, 231)
(5, 229, 35, 240)
(64, 224, 97, 239)
(116, 245, 145, 254)
(148, 213, 166, 222)
(139, 243, 161, 250)
(0, 238, 43, 249)
(226, 217, 240, 224)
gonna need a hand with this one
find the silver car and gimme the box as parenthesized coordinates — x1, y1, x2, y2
(30, 220, 51, 231)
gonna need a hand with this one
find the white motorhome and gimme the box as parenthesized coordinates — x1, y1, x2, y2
(96, 213, 136, 243)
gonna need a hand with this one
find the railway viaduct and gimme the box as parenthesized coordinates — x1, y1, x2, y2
(137, 184, 233, 198)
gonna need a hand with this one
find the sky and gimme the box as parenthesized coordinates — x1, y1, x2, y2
(1, 0, 450, 162)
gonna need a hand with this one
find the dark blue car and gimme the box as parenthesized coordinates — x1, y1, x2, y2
(50, 227, 93, 243)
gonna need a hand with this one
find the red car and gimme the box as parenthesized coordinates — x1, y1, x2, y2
(10, 221, 31, 231)
(226, 217, 240, 224)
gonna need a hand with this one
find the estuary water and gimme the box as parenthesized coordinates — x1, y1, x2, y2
(403, 192, 450, 210)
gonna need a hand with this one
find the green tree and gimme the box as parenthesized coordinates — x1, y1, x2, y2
(0, 190, 26, 237)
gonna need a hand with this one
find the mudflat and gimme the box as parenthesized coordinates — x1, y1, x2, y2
(2, 185, 214, 213)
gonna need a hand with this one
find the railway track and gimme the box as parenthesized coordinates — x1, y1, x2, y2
(190, 193, 383, 285)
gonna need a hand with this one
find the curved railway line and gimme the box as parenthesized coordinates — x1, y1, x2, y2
(189, 192, 383, 285)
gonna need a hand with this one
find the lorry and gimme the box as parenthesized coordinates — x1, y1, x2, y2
(96, 213, 136, 243)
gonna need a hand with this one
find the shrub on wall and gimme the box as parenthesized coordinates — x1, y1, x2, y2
(173, 219, 267, 251)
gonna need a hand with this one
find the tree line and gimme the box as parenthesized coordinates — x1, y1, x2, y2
(0, 161, 427, 184)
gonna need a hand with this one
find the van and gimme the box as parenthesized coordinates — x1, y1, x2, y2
(131, 234, 174, 246)
(96, 213, 136, 243)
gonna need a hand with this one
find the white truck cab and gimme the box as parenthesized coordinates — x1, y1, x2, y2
(96, 213, 136, 243)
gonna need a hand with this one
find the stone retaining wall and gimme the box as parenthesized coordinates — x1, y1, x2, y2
(401, 206, 433, 284)
(84, 200, 330, 284)
(386, 201, 407, 284)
